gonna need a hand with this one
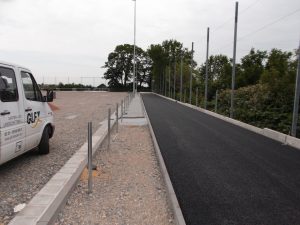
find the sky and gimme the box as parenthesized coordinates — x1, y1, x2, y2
(0, 0, 299, 86)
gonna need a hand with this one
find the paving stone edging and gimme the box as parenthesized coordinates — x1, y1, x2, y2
(8, 110, 119, 225)
(154, 93, 300, 150)
(140, 93, 186, 225)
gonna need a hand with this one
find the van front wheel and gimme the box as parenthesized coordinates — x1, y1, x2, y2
(38, 126, 50, 154)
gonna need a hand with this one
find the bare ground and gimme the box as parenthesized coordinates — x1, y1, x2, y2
(56, 125, 174, 225)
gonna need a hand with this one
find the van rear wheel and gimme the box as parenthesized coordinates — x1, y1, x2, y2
(38, 126, 50, 154)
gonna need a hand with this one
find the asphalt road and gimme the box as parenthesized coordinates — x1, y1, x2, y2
(142, 93, 300, 225)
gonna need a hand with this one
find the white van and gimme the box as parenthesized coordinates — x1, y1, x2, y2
(0, 61, 55, 165)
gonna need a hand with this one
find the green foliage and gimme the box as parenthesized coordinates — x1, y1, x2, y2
(210, 49, 298, 134)
(148, 39, 196, 93)
(237, 48, 267, 88)
(104, 40, 299, 136)
(103, 44, 152, 88)
(215, 84, 293, 134)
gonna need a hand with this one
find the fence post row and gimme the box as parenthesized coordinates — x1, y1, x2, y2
(123, 98, 125, 113)
(87, 95, 132, 193)
(215, 90, 218, 113)
(108, 108, 111, 150)
(116, 103, 119, 133)
(196, 88, 198, 107)
(121, 100, 123, 122)
(88, 122, 93, 194)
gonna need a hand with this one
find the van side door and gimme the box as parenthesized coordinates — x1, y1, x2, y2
(0, 65, 25, 164)
(20, 71, 46, 150)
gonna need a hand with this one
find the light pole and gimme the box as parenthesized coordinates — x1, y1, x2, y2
(204, 27, 210, 109)
(230, 2, 239, 118)
(189, 42, 194, 104)
(173, 55, 176, 99)
(291, 43, 300, 137)
(132, 0, 137, 94)
(180, 54, 183, 102)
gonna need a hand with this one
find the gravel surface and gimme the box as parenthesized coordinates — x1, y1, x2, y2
(0, 91, 127, 225)
(55, 125, 174, 225)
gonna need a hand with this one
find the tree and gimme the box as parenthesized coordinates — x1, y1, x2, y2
(214, 48, 298, 134)
(103, 44, 145, 88)
(197, 54, 232, 101)
(260, 49, 296, 112)
(147, 39, 196, 93)
(136, 52, 153, 88)
(147, 44, 167, 90)
(237, 48, 267, 88)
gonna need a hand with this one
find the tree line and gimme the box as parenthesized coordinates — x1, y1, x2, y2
(103, 39, 299, 135)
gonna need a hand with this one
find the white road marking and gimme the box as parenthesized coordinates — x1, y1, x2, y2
(65, 115, 78, 120)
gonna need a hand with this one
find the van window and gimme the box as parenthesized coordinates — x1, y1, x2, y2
(21, 71, 43, 102)
(0, 67, 18, 102)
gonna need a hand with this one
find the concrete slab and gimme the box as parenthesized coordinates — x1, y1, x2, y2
(286, 135, 300, 149)
(263, 128, 287, 143)
(18, 205, 47, 217)
(30, 194, 55, 205)
(121, 118, 147, 126)
(39, 184, 63, 196)
(9, 216, 38, 225)
(120, 94, 147, 126)
(124, 93, 145, 118)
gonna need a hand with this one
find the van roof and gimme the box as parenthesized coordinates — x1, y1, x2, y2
(0, 60, 30, 71)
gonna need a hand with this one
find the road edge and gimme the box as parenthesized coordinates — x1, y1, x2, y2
(140, 93, 186, 225)
(8, 109, 119, 225)
(153, 93, 300, 150)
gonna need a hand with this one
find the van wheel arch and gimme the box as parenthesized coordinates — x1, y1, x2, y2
(38, 126, 50, 154)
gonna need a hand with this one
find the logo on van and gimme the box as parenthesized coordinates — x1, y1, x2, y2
(27, 111, 42, 128)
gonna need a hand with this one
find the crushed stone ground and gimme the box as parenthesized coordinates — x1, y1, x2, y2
(56, 125, 174, 225)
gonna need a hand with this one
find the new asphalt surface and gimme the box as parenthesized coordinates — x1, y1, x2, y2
(142, 93, 300, 225)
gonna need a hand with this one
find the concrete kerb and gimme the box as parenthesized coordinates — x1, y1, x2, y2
(140, 93, 186, 225)
(152, 92, 300, 150)
(8, 104, 122, 225)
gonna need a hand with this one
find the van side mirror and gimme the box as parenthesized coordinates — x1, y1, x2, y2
(44, 90, 54, 102)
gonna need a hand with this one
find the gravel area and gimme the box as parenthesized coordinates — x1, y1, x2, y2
(55, 125, 174, 225)
(0, 91, 127, 225)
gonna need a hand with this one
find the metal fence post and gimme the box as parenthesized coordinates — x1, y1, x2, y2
(196, 87, 198, 107)
(292, 44, 300, 136)
(189, 42, 194, 104)
(123, 98, 125, 113)
(88, 122, 92, 194)
(184, 88, 186, 103)
(173, 55, 176, 100)
(116, 103, 119, 133)
(230, 2, 239, 118)
(215, 90, 218, 113)
(108, 108, 111, 150)
(121, 100, 123, 122)
(180, 54, 183, 102)
(205, 27, 210, 109)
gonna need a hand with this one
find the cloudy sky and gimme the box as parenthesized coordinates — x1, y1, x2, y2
(0, 0, 299, 86)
